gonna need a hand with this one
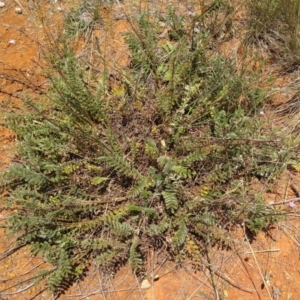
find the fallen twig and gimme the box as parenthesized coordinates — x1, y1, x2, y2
(244, 249, 280, 254)
(267, 197, 300, 206)
(201, 257, 254, 294)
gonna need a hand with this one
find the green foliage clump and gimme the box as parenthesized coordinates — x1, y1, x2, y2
(1, 3, 290, 297)
(63, 0, 101, 39)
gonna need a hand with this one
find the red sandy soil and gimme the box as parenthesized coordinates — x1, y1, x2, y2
(1, 1, 300, 299)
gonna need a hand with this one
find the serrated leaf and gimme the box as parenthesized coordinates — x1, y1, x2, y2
(173, 221, 187, 248)
(129, 238, 143, 273)
(171, 165, 191, 178)
(162, 190, 178, 212)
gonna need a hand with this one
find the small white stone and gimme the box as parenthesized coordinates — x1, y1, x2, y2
(0, 2, 5, 8)
(79, 12, 93, 23)
(8, 39, 16, 44)
(140, 278, 151, 290)
(15, 7, 22, 14)
(57, 6, 63, 12)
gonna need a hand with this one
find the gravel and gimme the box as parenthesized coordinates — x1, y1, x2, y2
(15, 7, 22, 14)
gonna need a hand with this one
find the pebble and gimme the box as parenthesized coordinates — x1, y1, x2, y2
(0, 2, 5, 8)
(79, 12, 93, 23)
(140, 278, 151, 290)
(15, 7, 22, 14)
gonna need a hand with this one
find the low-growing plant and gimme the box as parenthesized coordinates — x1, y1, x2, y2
(63, 0, 101, 39)
(245, 0, 300, 69)
(0, 2, 294, 297)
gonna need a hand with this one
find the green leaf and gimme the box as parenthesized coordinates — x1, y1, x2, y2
(162, 190, 178, 213)
(172, 221, 187, 249)
(129, 238, 143, 273)
(91, 176, 108, 185)
(171, 165, 191, 178)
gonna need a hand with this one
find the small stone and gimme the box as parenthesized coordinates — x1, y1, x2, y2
(0, 2, 5, 8)
(140, 278, 151, 290)
(79, 12, 93, 23)
(15, 7, 22, 14)
(57, 6, 63, 12)
(150, 272, 159, 280)
(8, 39, 16, 45)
